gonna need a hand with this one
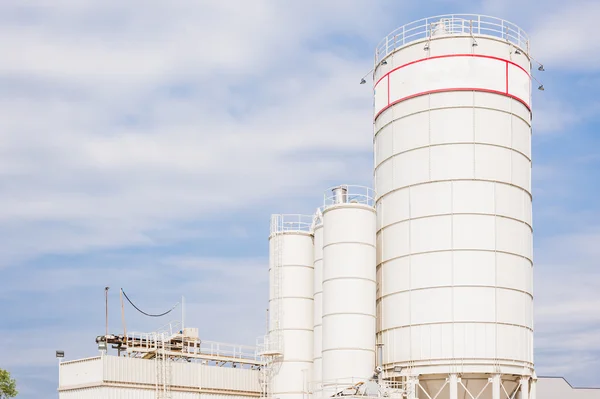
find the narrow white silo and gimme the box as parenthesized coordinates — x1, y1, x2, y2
(321, 186, 376, 390)
(269, 214, 314, 399)
(372, 15, 535, 399)
(312, 210, 324, 394)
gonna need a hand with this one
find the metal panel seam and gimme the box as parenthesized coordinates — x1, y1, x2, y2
(376, 249, 533, 265)
(373, 179, 533, 200)
(373, 140, 533, 167)
(375, 89, 530, 120)
(374, 105, 532, 138)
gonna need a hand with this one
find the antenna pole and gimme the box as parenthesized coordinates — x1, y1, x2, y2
(182, 296, 185, 332)
(120, 289, 127, 342)
(104, 287, 109, 337)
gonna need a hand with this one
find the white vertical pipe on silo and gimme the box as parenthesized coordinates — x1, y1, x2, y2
(520, 377, 529, 399)
(269, 215, 314, 399)
(449, 374, 458, 399)
(492, 375, 501, 399)
(312, 212, 324, 394)
(407, 376, 419, 399)
(321, 186, 376, 388)
(529, 375, 537, 399)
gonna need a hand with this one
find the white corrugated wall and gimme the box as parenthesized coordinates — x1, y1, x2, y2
(269, 229, 314, 399)
(60, 355, 261, 398)
(321, 203, 376, 386)
(60, 387, 108, 399)
(103, 356, 154, 385)
(99, 356, 260, 391)
(59, 357, 103, 387)
(60, 387, 258, 399)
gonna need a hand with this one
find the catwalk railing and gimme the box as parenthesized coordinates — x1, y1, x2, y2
(270, 214, 313, 234)
(375, 14, 529, 62)
(324, 185, 376, 208)
(126, 324, 261, 363)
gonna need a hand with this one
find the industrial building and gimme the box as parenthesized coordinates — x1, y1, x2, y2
(58, 14, 599, 399)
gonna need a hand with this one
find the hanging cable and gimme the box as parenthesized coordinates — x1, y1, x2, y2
(121, 289, 179, 317)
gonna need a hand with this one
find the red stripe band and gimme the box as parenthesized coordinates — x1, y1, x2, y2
(506, 61, 509, 94)
(387, 75, 390, 106)
(374, 88, 531, 120)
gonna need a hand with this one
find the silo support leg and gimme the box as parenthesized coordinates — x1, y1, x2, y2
(449, 374, 458, 399)
(491, 375, 501, 399)
(408, 376, 419, 399)
(519, 377, 529, 399)
(529, 378, 536, 399)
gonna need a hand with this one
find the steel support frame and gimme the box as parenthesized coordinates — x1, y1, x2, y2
(415, 374, 533, 399)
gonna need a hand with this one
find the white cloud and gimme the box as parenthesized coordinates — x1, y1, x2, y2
(533, 97, 588, 135)
(451, 0, 600, 71)
(529, 1, 600, 69)
(0, 1, 397, 264)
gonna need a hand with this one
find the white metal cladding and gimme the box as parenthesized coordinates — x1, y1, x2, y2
(313, 224, 324, 389)
(268, 229, 314, 399)
(60, 387, 258, 399)
(59, 387, 110, 399)
(321, 203, 376, 385)
(59, 357, 103, 387)
(60, 356, 261, 393)
(373, 20, 534, 383)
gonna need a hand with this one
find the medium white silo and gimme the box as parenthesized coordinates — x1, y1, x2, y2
(372, 15, 535, 399)
(269, 214, 314, 399)
(321, 186, 377, 390)
(312, 211, 324, 393)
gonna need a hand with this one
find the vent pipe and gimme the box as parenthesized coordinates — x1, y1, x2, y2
(331, 185, 348, 204)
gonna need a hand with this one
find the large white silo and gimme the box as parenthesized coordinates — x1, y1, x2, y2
(312, 210, 324, 393)
(268, 214, 314, 399)
(372, 15, 535, 399)
(321, 186, 377, 390)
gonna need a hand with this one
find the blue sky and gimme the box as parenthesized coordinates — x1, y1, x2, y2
(0, 0, 599, 397)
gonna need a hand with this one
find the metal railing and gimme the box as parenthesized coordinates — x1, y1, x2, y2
(155, 320, 182, 338)
(311, 207, 324, 229)
(270, 214, 313, 234)
(126, 327, 261, 362)
(256, 334, 282, 356)
(200, 340, 261, 362)
(375, 14, 529, 62)
(324, 185, 376, 208)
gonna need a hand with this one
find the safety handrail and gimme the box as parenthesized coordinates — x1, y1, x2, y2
(324, 185, 376, 208)
(270, 214, 313, 234)
(375, 14, 529, 63)
(126, 329, 260, 361)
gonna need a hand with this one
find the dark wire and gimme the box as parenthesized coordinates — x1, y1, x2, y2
(121, 289, 179, 317)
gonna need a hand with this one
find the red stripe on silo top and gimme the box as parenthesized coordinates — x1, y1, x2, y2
(374, 54, 530, 87)
(373, 54, 531, 119)
(506, 61, 509, 94)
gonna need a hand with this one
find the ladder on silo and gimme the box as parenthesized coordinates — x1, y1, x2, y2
(262, 215, 285, 399)
(270, 215, 284, 356)
(259, 360, 270, 399)
(154, 334, 172, 399)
